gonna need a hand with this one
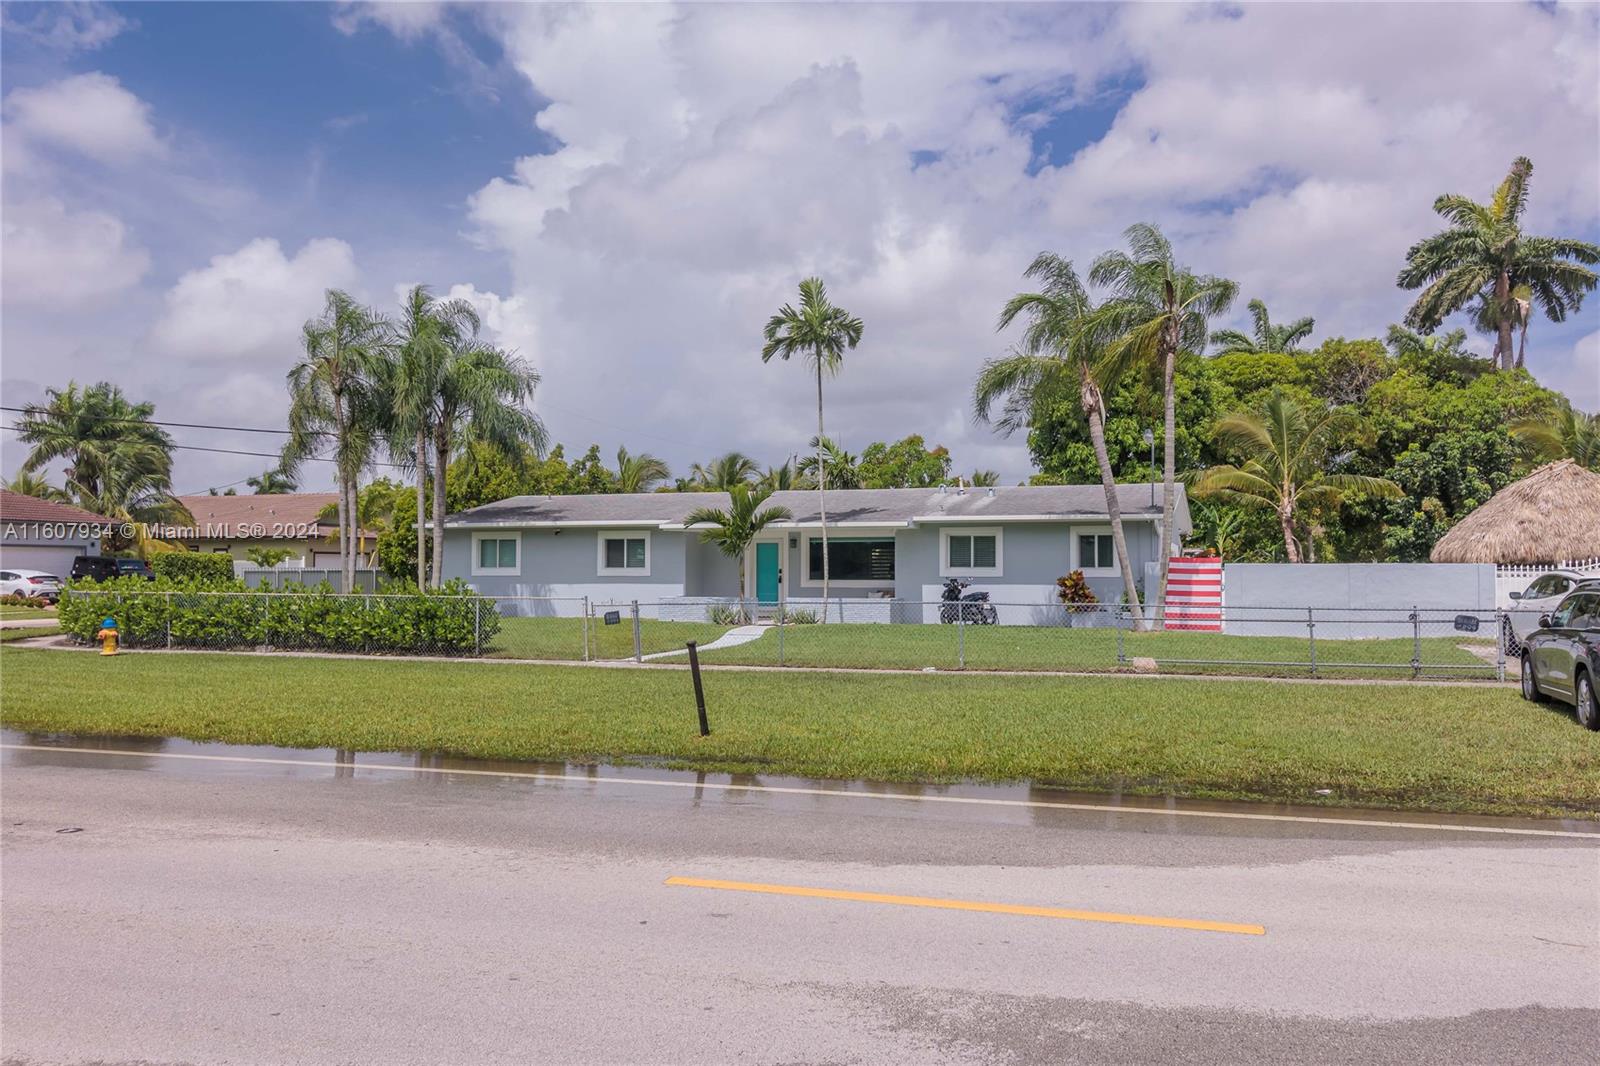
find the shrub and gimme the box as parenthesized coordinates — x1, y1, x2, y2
(779, 607, 818, 624)
(4, 592, 50, 608)
(150, 553, 237, 585)
(1056, 570, 1099, 605)
(708, 602, 750, 626)
(245, 547, 295, 568)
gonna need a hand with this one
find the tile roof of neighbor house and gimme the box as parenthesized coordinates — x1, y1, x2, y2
(445, 484, 1191, 533)
(171, 493, 344, 540)
(0, 490, 114, 525)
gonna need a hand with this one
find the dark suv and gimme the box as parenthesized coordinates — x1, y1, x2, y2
(1521, 589, 1600, 730)
(70, 556, 156, 583)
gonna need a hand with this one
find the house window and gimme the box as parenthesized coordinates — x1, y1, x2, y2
(805, 537, 895, 584)
(940, 528, 1003, 577)
(597, 531, 651, 576)
(471, 533, 520, 576)
(1076, 530, 1117, 574)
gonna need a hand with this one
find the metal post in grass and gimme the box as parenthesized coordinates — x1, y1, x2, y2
(957, 598, 965, 669)
(1410, 607, 1421, 679)
(777, 614, 785, 666)
(1116, 605, 1126, 665)
(632, 600, 642, 662)
(1307, 606, 1317, 679)
(473, 597, 481, 657)
(1494, 608, 1505, 682)
(165, 591, 173, 649)
(262, 592, 271, 651)
(686, 640, 710, 736)
(583, 596, 591, 662)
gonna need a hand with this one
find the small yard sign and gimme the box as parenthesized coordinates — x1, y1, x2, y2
(1452, 614, 1480, 633)
(603, 610, 622, 626)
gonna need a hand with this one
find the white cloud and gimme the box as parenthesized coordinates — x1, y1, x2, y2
(3, 72, 166, 164)
(149, 237, 360, 362)
(0, 196, 150, 306)
(331, 2, 445, 41)
(0, 2, 130, 54)
(1547, 331, 1600, 413)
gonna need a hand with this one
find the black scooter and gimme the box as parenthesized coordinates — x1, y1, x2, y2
(939, 578, 998, 625)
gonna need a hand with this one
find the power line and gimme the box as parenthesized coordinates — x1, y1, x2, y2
(0, 405, 313, 437)
(0, 424, 408, 469)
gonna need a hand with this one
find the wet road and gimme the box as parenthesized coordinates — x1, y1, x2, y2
(2, 736, 1597, 1065)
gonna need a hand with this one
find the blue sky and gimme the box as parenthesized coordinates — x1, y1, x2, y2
(2, 2, 1597, 494)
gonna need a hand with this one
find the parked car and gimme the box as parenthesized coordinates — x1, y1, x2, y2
(69, 556, 156, 582)
(1505, 570, 1586, 652)
(1520, 588, 1599, 730)
(0, 569, 63, 603)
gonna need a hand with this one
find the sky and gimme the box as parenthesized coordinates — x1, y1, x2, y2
(2, 0, 1598, 495)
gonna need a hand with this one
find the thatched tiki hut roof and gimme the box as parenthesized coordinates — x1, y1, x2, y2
(1430, 459, 1600, 564)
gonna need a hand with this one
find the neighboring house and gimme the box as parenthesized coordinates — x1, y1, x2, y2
(441, 484, 1188, 622)
(0, 491, 113, 575)
(166, 494, 373, 566)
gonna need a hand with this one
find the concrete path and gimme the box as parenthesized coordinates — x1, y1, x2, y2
(0, 617, 60, 629)
(640, 623, 768, 660)
(2, 741, 1594, 1065)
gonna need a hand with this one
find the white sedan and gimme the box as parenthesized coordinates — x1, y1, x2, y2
(0, 569, 63, 603)
(1506, 570, 1585, 649)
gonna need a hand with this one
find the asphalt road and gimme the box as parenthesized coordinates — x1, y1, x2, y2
(1, 739, 1597, 1065)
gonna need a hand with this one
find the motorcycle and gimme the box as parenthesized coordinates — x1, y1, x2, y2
(939, 578, 998, 625)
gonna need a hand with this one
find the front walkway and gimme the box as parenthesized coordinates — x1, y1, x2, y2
(641, 625, 768, 661)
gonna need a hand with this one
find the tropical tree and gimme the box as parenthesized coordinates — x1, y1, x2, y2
(684, 485, 793, 613)
(1089, 223, 1237, 610)
(857, 434, 952, 488)
(966, 469, 1000, 487)
(14, 381, 175, 507)
(1510, 400, 1600, 471)
(245, 466, 299, 494)
(613, 446, 671, 493)
(689, 451, 760, 490)
(761, 277, 864, 604)
(283, 289, 390, 592)
(975, 253, 1147, 624)
(1192, 389, 1402, 562)
(2, 470, 69, 502)
(796, 436, 861, 490)
(1398, 156, 1600, 371)
(758, 460, 807, 493)
(1209, 299, 1314, 355)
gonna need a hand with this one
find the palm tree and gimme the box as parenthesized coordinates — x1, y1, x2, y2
(966, 469, 1000, 487)
(1089, 224, 1237, 612)
(14, 381, 175, 507)
(390, 284, 480, 587)
(796, 436, 860, 490)
(685, 485, 793, 615)
(761, 277, 864, 605)
(3, 471, 70, 502)
(758, 460, 808, 493)
(1209, 299, 1315, 355)
(613, 447, 670, 493)
(689, 451, 760, 491)
(284, 289, 389, 592)
(245, 466, 299, 494)
(1398, 157, 1600, 371)
(1510, 401, 1600, 471)
(974, 253, 1147, 625)
(1192, 389, 1401, 562)
(429, 340, 545, 585)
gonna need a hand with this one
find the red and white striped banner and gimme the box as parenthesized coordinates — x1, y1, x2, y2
(1164, 558, 1224, 631)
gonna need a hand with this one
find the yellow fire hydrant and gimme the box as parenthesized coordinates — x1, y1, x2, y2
(96, 617, 120, 656)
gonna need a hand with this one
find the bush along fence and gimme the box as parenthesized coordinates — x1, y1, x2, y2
(61, 580, 499, 657)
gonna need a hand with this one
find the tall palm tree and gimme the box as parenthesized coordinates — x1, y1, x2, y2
(612, 446, 671, 493)
(390, 284, 480, 587)
(3, 470, 70, 502)
(429, 341, 545, 585)
(1510, 401, 1600, 471)
(1398, 156, 1600, 371)
(1192, 389, 1401, 562)
(14, 381, 175, 506)
(761, 277, 864, 605)
(79, 448, 191, 556)
(966, 469, 1000, 487)
(284, 289, 389, 592)
(245, 466, 299, 494)
(685, 485, 793, 612)
(1209, 299, 1315, 355)
(975, 253, 1147, 625)
(1089, 224, 1237, 612)
(796, 436, 861, 490)
(689, 451, 760, 491)
(1470, 282, 1533, 368)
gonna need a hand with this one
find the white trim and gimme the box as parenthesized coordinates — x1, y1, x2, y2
(749, 535, 788, 601)
(470, 532, 521, 576)
(596, 530, 652, 576)
(1072, 525, 1118, 577)
(799, 533, 898, 589)
(939, 527, 1004, 578)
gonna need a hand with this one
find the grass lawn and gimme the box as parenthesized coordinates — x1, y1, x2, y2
(697, 622, 1496, 679)
(0, 625, 61, 642)
(2, 646, 1592, 818)
(485, 617, 728, 661)
(0, 604, 56, 620)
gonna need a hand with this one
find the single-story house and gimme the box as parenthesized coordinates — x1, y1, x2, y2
(164, 493, 374, 566)
(0, 491, 112, 575)
(441, 484, 1189, 623)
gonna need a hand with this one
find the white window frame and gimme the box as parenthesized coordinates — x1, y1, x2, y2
(1073, 525, 1118, 577)
(940, 527, 1004, 578)
(800, 533, 898, 588)
(471, 532, 521, 576)
(596, 530, 652, 577)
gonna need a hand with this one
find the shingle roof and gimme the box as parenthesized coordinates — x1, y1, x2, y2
(446, 484, 1191, 533)
(172, 493, 345, 540)
(0, 490, 114, 525)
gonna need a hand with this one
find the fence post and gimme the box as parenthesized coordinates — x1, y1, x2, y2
(262, 592, 270, 650)
(1116, 604, 1126, 664)
(1494, 608, 1506, 682)
(632, 600, 642, 662)
(474, 598, 482, 657)
(957, 599, 965, 669)
(1410, 607, 1421, 679)
(583, 596, 591, 662)
(777, 615, 785, 666)
(1307, 606, 1317, 679)
(166, 591, 173, 649)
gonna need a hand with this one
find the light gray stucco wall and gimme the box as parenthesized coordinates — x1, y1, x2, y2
(444, 528, 695, 617)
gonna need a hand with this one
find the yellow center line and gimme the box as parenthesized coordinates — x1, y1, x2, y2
(664, 877, 1265, 936)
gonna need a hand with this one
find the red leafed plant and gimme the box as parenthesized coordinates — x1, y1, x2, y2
(1055, 570, 1098, 605)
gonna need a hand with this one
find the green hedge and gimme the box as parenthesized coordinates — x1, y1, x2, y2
(59, 578, 499, 656)
(150, 553, 238, 584)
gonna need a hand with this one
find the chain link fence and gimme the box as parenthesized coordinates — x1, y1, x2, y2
(58, 589, 1532, 680)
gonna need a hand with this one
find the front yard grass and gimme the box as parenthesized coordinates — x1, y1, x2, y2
(0, 625, 61, 642)
(485, 617, 728, 661)
(0, 604, 56, 620)
(2, 646, 1591, 818)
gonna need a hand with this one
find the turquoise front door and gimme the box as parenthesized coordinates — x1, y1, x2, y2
(755, 542, 780, 603)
